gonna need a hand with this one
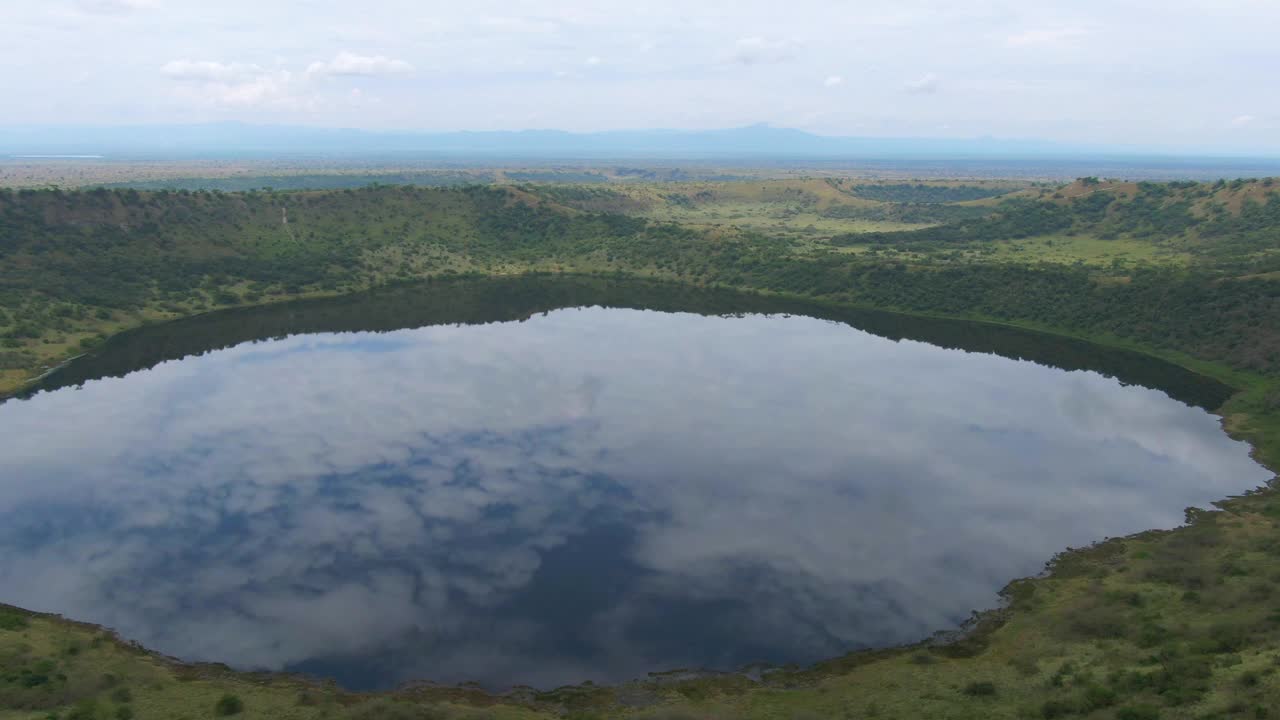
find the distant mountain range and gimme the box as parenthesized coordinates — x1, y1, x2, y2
(0, 123, 1137, 159)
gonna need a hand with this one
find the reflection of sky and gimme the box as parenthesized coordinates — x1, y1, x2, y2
(0, 308, 1270, 690)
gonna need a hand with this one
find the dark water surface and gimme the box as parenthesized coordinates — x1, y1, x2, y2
(0, 278, 1269, 690)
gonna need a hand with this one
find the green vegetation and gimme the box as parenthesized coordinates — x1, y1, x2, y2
(832, 196, 1079, 245)
(214, 694, 244, 716)
(6, 178, 1276, 391)
(0, 159, 761, 191)
(1, 176, 1279, 718)
(102, 171, 497, 192)
(27, 275, 1236, 411)
(529, 178, 990, 239)
(834, 179, 1280, 274)
(846, 182, 1017, 203)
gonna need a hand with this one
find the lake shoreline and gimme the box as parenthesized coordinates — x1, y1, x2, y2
(0, 270, 1248, 403)
(3, 272, 1277, 717)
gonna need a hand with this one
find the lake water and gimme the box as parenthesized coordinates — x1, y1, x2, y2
(0, 278, 1270, 690)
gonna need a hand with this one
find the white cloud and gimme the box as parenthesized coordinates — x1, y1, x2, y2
(728, 36, 798, 65)
(305, 51, 413, 78)
(1229, 114, 1257, 127)
(905, 72, 939, 94)
(585, 56, 602, 66)
(160, 60, 302, 109)
(823, 75, 843, 87)
(161, 54, 412, 110)
(210, 72, 295, 107)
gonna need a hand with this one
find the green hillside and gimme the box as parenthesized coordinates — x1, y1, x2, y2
(3, 180, 1280, 395)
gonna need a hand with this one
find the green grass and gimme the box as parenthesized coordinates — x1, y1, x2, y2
(975, 233, 1191, 267)
(815, 232, 1192, 270)
(640, 201, 936, 237)
(531, 178, 983, 239)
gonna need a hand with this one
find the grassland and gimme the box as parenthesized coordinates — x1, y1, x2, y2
(980, 234, 1190, 267)
(2, 176, 1280, 718)
(532, 178, 1024, 242)
(0, 157, 1056, 192)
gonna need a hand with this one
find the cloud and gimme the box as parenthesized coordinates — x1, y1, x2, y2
(209, 73, 296, 107)
(162, 54, 411, 110)
(159, 59, 304, 109)
(305, 51, 414, 78)
(823, 75, 843, 87)
(1005, 27, 1089, 48)
(727, 36, 798, 65)
(1229, 114, 1257, 127)
(585, 56, 602, 66)
(160, 60, 298, 108)
(905, 72, 939, 94)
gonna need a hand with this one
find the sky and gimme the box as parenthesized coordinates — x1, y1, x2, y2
(6, 0, 1280, 150)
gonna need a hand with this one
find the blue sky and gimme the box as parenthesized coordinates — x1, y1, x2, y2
(7, 0, 1279, 151)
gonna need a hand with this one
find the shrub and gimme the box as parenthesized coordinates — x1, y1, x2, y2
(344, 699, 453, 720)
(1064, 603, 1130, 639)
(1040, 699, 1075, 719)
(1009, 655, 1040, 676)
(1206, 623, 1252, 653)
(65, 700, 101, 720)
(1116, 705, 1160, 720)
(962, 681, 997, 697)
(1135, 623, 1169, 648)
(1081, 683, 1117, 710)
(0, 612, 29, 631)
(215, 693, 245, 716)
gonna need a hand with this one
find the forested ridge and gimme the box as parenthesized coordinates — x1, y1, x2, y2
(2, 180, 1279, 395)
(837, 178, 1280, 274)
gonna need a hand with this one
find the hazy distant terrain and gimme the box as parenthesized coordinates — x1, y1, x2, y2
(5, 124, 1280, 189)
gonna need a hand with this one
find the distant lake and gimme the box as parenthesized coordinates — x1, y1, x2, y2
(0, 278, 1269, 690)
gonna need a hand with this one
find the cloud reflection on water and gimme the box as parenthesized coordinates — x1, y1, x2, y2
(0, 308, 1269, 689)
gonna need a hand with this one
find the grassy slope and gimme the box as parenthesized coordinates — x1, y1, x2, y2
(11, 177, 1278, 395)
(533, 179, 1023, 241)
(2, 179, 1280, 719)
(0, 181, 986, 394)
